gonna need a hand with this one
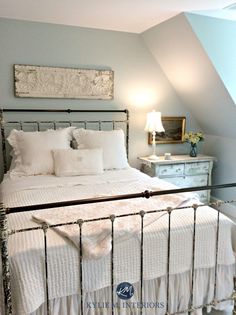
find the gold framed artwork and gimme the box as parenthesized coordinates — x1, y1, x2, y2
(148, 116, 186, 144)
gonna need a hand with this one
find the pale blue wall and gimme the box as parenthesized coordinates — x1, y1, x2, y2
(0, 17, 199, 178)
(186, 13, 236, 104)
(142, 13, 236, 203)
(184, 13, 236, 203)
(141, 13, 231, 136)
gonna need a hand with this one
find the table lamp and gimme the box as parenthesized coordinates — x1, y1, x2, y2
(145, 110, 165, 160)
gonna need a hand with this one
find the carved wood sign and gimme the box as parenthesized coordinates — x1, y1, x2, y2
(14, 65, 114, 100)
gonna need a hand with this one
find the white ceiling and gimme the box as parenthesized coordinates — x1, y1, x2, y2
(0, 0, 235, 33)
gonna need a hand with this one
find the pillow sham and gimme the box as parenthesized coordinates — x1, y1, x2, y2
(52, 148, 103, 177)
(73, 128, 129, 170)
(7, 127, 74, 176)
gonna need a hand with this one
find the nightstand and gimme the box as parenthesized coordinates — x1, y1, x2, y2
(139, 155, 216, 203)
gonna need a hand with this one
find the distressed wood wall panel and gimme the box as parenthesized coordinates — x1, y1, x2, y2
(14, 65, 114, 99)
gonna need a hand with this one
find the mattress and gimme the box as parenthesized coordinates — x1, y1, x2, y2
(0, 168, 235, 314)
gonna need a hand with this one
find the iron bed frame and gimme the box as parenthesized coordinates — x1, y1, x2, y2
(0, 108, 236, 315)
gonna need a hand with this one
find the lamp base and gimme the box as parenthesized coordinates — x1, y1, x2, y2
(147, 154, 159, 160)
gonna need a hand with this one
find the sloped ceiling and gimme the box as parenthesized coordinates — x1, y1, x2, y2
(186, 12, 236, 104)
(141, 13, 236, 138)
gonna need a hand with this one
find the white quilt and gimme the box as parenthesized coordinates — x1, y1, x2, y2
(0, 168, 235, 314)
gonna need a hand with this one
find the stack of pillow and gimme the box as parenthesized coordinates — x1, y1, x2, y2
(7, 127, 129, 177)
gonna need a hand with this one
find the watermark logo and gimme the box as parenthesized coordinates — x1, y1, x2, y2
(116, 282, 134, 300)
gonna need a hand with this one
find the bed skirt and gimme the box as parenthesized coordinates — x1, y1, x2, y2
(29, 265, 234, 315)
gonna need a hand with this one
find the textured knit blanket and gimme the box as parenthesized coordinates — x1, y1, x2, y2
(0, 168, 235, 314)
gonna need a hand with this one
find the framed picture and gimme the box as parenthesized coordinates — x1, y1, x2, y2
(14, 64, 114, 100)
(148, 116, 186, 144)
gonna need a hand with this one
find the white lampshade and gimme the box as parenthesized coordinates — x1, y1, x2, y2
(145, 110, 165, 133)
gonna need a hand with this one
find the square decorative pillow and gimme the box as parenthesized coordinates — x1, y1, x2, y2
(7, 127, 74, 176)
(53, 148, 103, 177)
(73, 128, 129, 170)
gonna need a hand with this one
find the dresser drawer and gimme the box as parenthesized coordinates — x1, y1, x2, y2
(164, 174, 208, 188)
(157, 164, 184, 177)
(183, 174, 208, 187)
(164, 176, 208, 202)
(139, 155, 215, 203)
(185, 162, 210, 175)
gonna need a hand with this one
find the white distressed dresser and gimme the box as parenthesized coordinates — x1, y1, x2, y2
(139, 155, 216, 203)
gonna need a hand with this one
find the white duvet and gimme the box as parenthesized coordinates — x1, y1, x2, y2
(0, 168, 235, 314)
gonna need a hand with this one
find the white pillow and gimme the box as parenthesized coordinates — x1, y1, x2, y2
(53, 148, 103, 177)
(73, 128, 129, 170)
(7, 127, 74, 176)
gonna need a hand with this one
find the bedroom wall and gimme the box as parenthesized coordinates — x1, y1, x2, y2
(185, 13, 236, 205)
(0, 17, 200, 179)
(141, 13, 236, 138)
(142, 13, 236, 206)
(186, 12, 236, 104)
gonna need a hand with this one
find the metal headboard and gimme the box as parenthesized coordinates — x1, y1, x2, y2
(0, 108, 129, 174)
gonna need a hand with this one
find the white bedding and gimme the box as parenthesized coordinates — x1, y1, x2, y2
(0, 168, 235, 315)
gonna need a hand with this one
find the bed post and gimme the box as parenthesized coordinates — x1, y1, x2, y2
(125, 109, 129, 160)
(0, 203, 12, 315)
(0, 109, 7, 174)
(233, 277, 236, 315)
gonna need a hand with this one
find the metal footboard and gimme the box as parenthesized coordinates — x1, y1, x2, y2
(1, 183, 236, 315)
